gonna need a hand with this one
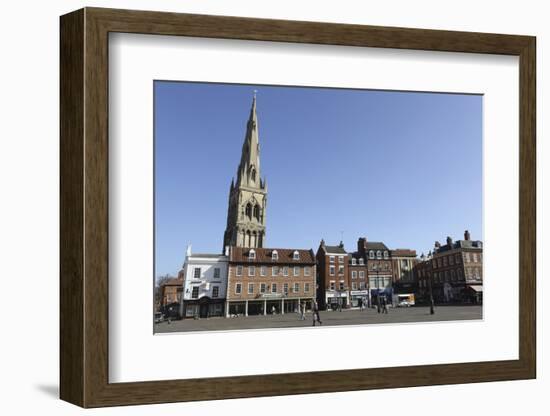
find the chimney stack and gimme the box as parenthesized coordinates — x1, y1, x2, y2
(357, 237, 367, 255)
(446, 236, 453, 246)
(464, 230, 471, 241)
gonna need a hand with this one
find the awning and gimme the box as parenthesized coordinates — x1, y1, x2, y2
(468, 285, 483, 292)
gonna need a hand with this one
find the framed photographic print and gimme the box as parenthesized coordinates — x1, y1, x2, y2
(60, 7, 536, 408)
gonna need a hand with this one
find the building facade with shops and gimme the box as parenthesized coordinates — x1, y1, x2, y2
(180, 246, 228, 318)
(226, 247, 316, 317)
(316, 240, 350, 310)
(391, 249, 417, 295)
(415, 230, 483, 304)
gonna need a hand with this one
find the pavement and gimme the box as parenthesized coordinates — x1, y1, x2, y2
(154, 305, 483, 333)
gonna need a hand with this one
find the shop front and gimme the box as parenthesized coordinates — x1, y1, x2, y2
(349, 290, 369, 308)
(326, 291, 348, 310)
(183, 297, 225, 318)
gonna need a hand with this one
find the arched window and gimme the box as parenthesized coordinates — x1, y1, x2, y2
(245, 203, 252, 219)
(369, 250, 375, 259)
(249, 249, 256, 260)
(250, 167, 256, 182)
(293, 250, 300, 260)
(272, 250, 278, 261)
(383, 251, 389, 259)
(376, 250, 382, 259)
(253, 204, 260, 221)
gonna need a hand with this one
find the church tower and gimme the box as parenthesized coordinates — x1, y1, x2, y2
(223, 93, 268, 249)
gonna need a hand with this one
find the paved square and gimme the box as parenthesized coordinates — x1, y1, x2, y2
(154, 305, 482, 333)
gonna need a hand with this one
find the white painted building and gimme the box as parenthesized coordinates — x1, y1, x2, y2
(180, 246, 228, 318)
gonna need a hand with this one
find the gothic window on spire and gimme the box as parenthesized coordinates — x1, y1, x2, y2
(250, 167, 256, 183)
(245, 203, 252, 220)
(253, 204, 260, 221)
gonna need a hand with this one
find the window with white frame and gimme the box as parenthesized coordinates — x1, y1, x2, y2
(338, 265, 344, 275)
(304, 283, 310, 293)
(329, 255, 335, 263)
(272, 266, 279, 276)
(293, 250, 300, 260)
(293, 282, 299, 293)
(271, 250, 278, 260)
(352, 258, 357, 265)
(338, 255, 344, 263)
(191, 286, 199, 299)
(213, 267, 220, 279)
(260, 266, 267, 276)
(212, 286, 219, 298)
(283, 266, 289, 276)
(304, 266, 311, 276)
(329, 265, 335, 276)
(249, 249, 256, 260)
(260, 283, 266, 293)
(359, 271, 365, 278)
(330, 281, 335, 290)
(235, 283, 242, 294)
(339, 281, 345, 290)
(384, 251, 389, 259)
(359, 258, 364, 265)
(376, 251, 382, 259)
(352, 282, 357, 290)
(283, 283, 289, 294)
(248, 283, 254, 294)
(236, 265, 243, 276)
(369, 251, 375, 259)
(351, 271, 357, 279)
(359, 281, 365, 290)
(271, 283, 277, 293)
(193, 268, 201, 279)
(248, 266, 255, 277)
(293, 266, 299, 276)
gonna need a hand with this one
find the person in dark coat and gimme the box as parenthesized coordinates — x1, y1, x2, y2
(312, 300, 322, 326)
(382, 296, 389, 314)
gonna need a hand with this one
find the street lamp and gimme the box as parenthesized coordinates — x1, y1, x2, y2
(428, 266, 435, 315)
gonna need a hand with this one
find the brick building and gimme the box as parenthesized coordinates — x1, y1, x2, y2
(226, 247, 316, 317)
(357, 238, 393, 305)
(316, 240, 350, 310)
(159, 278, 183, 307)
(415, 230, 483, 304)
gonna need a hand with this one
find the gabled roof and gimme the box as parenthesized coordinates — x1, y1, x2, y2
(364, 242, 389, 251)
(229, 247, 315, 264)
(391, 249, 417, 257)
(160, 278, 183, 287)
(323, 245, 347, 255)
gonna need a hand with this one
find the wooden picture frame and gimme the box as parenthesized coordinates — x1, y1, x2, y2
(60, 7, 536, 408)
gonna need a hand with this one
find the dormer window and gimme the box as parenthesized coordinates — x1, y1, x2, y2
(249, 249, 256, 260)
(384, 251, 389, 259)
(272, 250, 278, 261)
(376, 250, 382, 259)
(292, 250, 300, 260)
(369, 251, 375, 259)
(351, 258, 357, 265)
(359, 258, 364, 265)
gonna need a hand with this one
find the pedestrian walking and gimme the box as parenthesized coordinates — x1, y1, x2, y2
(300, 302, 306, 320)
(312, 301, 322, 326)
(358, 297, 363, 311)
(271, 305, 276, 315)
(382, 296, 389, 314)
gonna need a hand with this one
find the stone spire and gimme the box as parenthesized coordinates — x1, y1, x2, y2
(223, 92, 268, 250)
(236, 92, 264, 189)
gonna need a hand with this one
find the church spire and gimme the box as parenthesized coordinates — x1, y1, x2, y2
(223, 92, 268, 250)
(236, 92, 264, 189)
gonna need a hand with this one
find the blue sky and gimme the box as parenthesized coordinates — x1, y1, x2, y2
(155, 81, 482, 277)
